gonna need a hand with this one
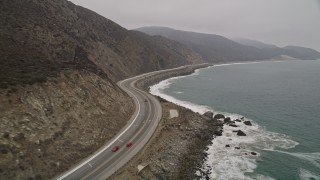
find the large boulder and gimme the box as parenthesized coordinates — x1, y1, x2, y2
(213, 114, 225, 119)
(251, 152, 257, 156)
(229, 123, 238, 127)
(224, 117, 232, 123)
(235, 119, 241, 122)
(214, 127, 223, 136)
(243, 121, 252, 126)
(203, 111, 214, 120)
(237, 130, 247, 136)
(214, 130, 223, 136)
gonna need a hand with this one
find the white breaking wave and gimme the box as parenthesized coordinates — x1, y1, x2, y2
(201, 113, 298, 180)
(213, 60, 285, 67)
(299, 168, 320, 180)
(150, 78, 212, 114)
(149, 63, 299, 180)
(266, 150, 320, 169)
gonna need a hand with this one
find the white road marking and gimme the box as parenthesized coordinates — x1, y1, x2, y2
(88, 163, 92, 168)
(57, 80, 141, 180)
(118, 139, 123, 143)
(56, 64, 209, 180)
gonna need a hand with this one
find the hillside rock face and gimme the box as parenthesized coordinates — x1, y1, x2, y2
(0, 0, 203, 88)
(0, 71, 134, 179)
(0, 0, 203, 179)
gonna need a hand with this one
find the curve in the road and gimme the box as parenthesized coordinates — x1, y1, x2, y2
(56, 71, 162, 180)
(55, 64, 208, 180)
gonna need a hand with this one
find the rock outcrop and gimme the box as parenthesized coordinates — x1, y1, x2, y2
(224, 117, 232, 123)
(229, 123, 238, 127)
(244, 121, 252, 126)
(213, 114, 225, 120)
(203, 111, 214, 120)
(236, 130, 247, 136)
(214, 127, 223, 136)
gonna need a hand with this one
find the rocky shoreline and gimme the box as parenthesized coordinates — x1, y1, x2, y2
(111, 64, 255, 179)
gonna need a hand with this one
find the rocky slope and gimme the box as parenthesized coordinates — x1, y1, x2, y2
(0, 0, 203, 88)
(0, 70, 134, 179)
(0, 0, 203, 179)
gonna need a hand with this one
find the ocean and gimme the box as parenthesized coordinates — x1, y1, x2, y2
(150, 60, 320, 180)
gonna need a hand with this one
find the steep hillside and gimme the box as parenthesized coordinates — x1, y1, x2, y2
(0, 71, 134, 179)
(0, 0, 203, 89)
(0, 0, 203, 179)
(136, 26, 320, 61)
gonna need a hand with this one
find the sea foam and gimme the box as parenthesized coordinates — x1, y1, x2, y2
(150, 77, 212, 114)
(299, 168, 320, 180)
(267, 150, 320, 169)
(200, 113, 298, 180)
(149, 63, 299, 179)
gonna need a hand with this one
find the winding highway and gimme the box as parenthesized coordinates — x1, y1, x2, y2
(55, 64, 207, 180)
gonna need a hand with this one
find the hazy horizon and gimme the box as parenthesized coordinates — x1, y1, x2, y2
(70, 0, 320, 51)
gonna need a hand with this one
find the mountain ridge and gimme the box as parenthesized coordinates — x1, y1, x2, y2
(136, 26, 320, 61)
(232, 38, 279, 49)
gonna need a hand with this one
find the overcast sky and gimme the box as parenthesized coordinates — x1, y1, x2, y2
(69, 0, 320, 51)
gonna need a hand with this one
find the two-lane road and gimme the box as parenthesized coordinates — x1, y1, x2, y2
(55, 64, 208, 180)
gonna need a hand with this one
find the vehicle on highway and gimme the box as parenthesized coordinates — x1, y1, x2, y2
(126, 142, 133, 147)
(112, 146, 119, 152)
(144, 99, 147, 102)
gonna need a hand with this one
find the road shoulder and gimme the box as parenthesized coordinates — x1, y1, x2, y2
(111, 99, 218, 179)
(111, 64, 218, 179)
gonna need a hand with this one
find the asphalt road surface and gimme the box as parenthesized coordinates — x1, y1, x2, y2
(55, 64, 207, 180)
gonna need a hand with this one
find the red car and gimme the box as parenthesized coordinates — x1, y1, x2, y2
(126, 142, 133, 147)
(112, 146, 119, 152)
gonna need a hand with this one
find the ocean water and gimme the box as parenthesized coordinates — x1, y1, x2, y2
(150, 60, 320, 180)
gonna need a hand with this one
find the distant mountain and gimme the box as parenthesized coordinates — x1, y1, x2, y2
(136, 26, 320, 61)
(232, 38, 320, 60)
(283, 46, 320, 60)
(232, 38, 278, 49)
(136, 26, 270, 62)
